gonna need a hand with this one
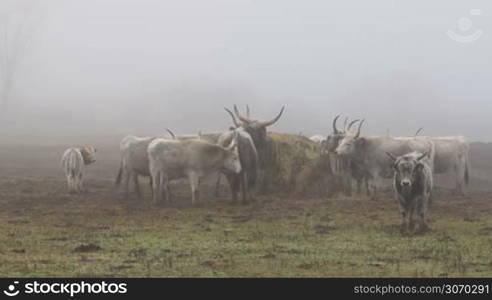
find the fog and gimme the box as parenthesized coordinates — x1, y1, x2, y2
(1, 0, 491, 141)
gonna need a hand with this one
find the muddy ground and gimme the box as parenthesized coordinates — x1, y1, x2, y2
(0, 135, 491, 277)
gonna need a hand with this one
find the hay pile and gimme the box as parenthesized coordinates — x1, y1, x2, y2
(257, 132, 336, 197)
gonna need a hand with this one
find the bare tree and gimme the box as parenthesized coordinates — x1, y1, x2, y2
(0, 0, 40, 116)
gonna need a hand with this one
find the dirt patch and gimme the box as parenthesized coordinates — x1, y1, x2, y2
(73, 243, 103, 253)
(46, 237, 69, 242)
(478, 226, 492, 235)
(314, 224, 336, 235)
(259, 253, 276, 259)
(230, 214, 253, 223)
(297, 263, 315, 269)
(200, 260, 217, 269)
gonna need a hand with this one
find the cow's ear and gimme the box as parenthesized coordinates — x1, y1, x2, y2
(416, 162, 425, 172)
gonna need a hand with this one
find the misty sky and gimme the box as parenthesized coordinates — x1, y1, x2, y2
(1, 0, 491, 141)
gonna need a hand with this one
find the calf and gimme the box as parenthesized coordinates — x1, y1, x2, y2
(386, 151, 433, 233)
(61, 146, 97, 193)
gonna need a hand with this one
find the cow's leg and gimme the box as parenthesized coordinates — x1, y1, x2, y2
(77, 172, 84, 193)
(188, 172, 199, 204)
(227, 174, 239, 203)
(71, 174, 78, 193)
(417, 195, 429, 232)
(214, 173, 222, 197)
(418, 211, 428, 232)
(245, 172, 256, 202)
(151, 170, 160, 204)
(148, 177, 153, 201)
(356, 178, 362, 195)
(241, 173, 249, 204)
(132, 174, 142, 199)
(344, 176, 352, 196)
(370, 183, 378, 200)
(408, 207, 415, 231)
(67, 175, 74, 193)
(364, 178, 370, 196)
(370, 175, 382, 200)
(398, 196, 408, 233)
(455, 161, 466, 196)
(159, 173, 171, 203)
(122, 170, 130, 199)
(400, 211, 408, 233)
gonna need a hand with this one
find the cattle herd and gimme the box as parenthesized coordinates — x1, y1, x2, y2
(60, 107, 470, 233)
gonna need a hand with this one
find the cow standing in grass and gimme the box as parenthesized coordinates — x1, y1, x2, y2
(215, 105, 285, 198)
(218, 117, 259, 203)
(334, 120, 436, 198)
(148, 137, 241, 204)
(115, 131, 221, 200)
(61, 146, 97, 193)
(386, 151, 433, 233)
(115, 135, 157, 199)
(322, 115, 368, 196)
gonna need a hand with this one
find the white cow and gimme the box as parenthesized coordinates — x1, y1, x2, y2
(115, 132, 221, 199)
(61, 146, 97, 193)
(115, 135, 157, 198)
(148, 138, 241, 204)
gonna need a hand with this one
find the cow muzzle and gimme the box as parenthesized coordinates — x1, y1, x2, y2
(401, 179, 411, 187)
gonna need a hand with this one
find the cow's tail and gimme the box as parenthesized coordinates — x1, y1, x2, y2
(115, 159, 123, 188)
(61, 148, 82, 178)
(464, 155, 469, 186)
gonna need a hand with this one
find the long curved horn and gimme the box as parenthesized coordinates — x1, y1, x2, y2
(259, 106, 285, 127)
(332, 114, 341, 134)
(343, 117, 349, 131)
(417, 150, 428, 161)
(246, 105, 250, 118)
(166, 129, 176, 139)
(386, 152, 397, 161)
(224, 108, 239, 127)
(347, 119, 360, 132)
(234, 104, 251, 124)
(414, 127, 423, 136)
(355, 119, 365, 138)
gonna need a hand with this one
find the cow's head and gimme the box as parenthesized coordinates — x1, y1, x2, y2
(224, 105, 284, 151)
(386, 151, 428, 190)
(80, 145, 97, 165)
(323, 115, 360, 155)
(221, 132, 242, 174)
(333, 119, 365, 156)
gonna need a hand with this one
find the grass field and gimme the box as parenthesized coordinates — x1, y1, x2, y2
(0, 136, 491, 277)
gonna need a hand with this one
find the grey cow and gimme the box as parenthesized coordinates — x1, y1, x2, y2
(422, 136, 470, 195)
(218, 122, 259, 203)
(386, 151, 433, 233)
(334, 120, 436, 197)
(215, 105, 285, 199)
(115, 131, 221, 199)
(321, 115, 369, 196)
